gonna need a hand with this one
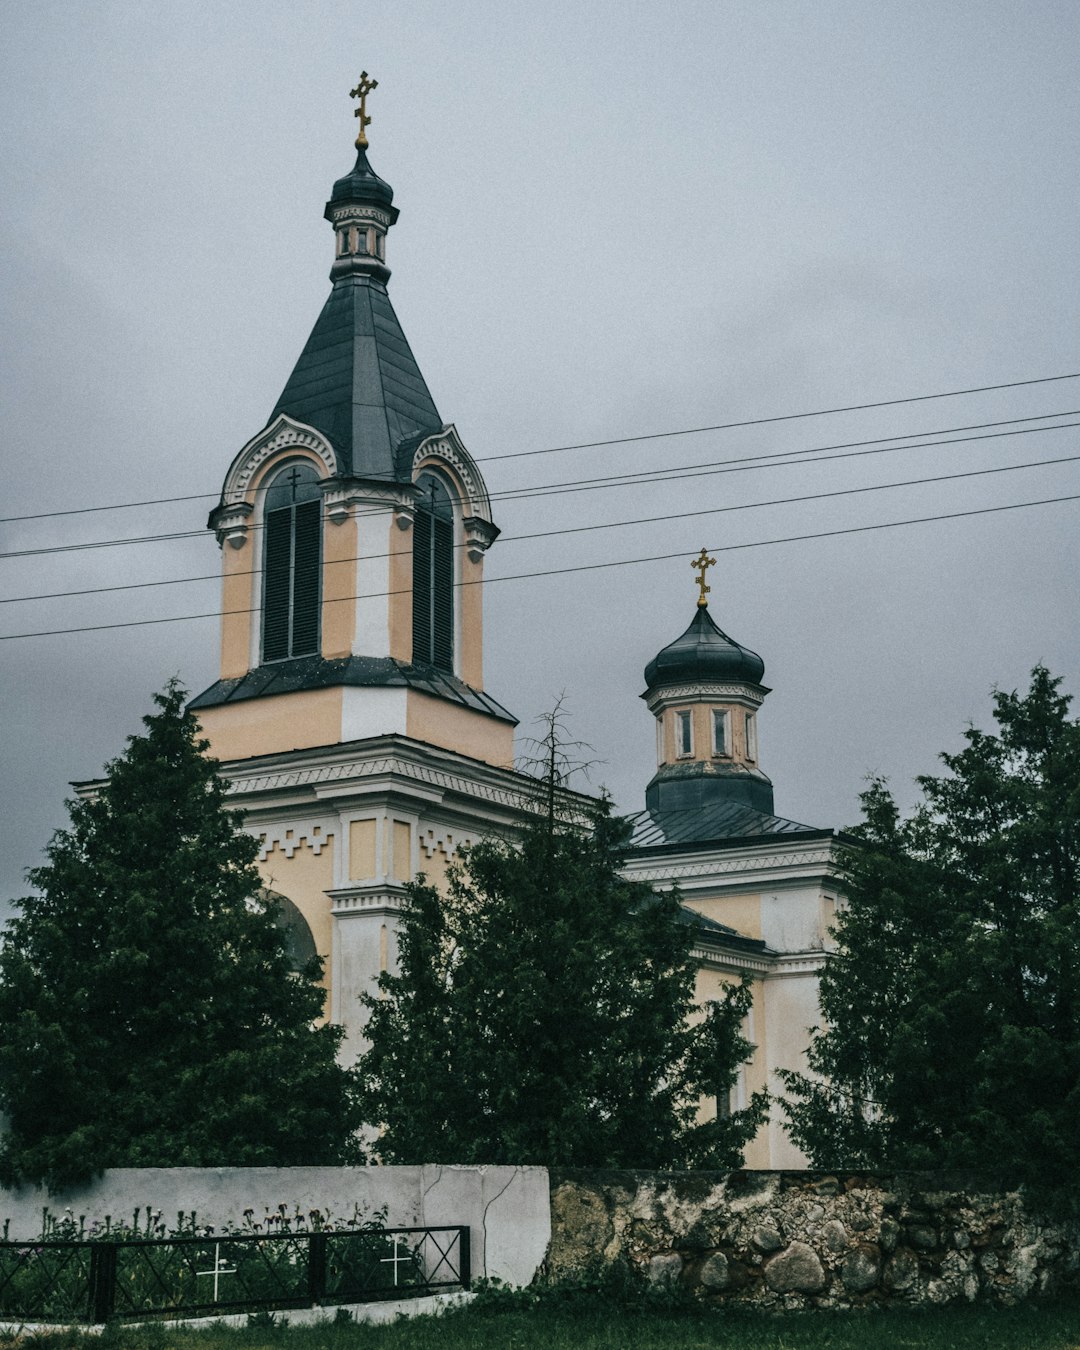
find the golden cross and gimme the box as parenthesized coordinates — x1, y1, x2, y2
(691, 547, 716, 608)
(350, 72, 378, 148)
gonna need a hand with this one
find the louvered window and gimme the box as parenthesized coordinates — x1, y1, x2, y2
(262, 463, 322, 662)
(412, 472, 454, 672)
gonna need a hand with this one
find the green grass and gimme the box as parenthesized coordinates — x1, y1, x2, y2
(4, 1294, 1080, 1350)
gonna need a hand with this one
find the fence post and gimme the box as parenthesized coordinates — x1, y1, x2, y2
(87, 1243, 117, 1323)
(308, 1232, 328, 1305)
(458, 1226, 471, 1291)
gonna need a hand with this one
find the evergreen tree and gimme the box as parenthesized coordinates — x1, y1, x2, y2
(0, 682, 362, 1189)
(357, 795, 766, 1168)
(781, 667, 1080, 1182)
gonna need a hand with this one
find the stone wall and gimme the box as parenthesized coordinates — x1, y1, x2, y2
(545, 1170, 1080, 1308)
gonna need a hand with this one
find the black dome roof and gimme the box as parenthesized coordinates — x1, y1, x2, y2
(644, 606, 765, 688)
(325, 145, 395, 212)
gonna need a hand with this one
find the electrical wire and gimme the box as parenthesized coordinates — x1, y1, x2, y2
(1, 371, 1077, 526)
(4, 414, 1079, 562)
(2, 490, 1077, 642)
(3, 449, 1078, 607)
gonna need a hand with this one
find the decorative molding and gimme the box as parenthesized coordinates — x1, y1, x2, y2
(322, 478, 417, 526)
(767, 950, 829, 979)
(463, 516, 499, 562)
(625, 847, 837, 884)
(256, 822, 335, 862)
(327, 203, 395, 231)
(226, 754, 541, 813)
(412, 425, 494, 528)
(419, 826, 473, 860)
(327, 884, 407, 918)
(214, 501, 254, 550)
(215, 415, 339, 529)
(691, 944, 775, 977)
(644, 682, 767, 713)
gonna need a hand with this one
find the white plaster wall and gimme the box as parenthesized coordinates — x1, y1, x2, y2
(340, 686, 409, 741)
(331, 910, 402, 1056)
(0, 1166, 550, 1290)
(762, 969, 823, 1168)
(353, 510, 394, 657)
(759, 885, 827, 953)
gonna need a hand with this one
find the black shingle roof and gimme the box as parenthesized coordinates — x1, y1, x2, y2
(270, 276, 442, 481)
(189, 654, 517, 725)
(625, 799, 827, 851)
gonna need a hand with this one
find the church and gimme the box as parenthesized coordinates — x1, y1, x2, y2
(190, 84, 843, 1170)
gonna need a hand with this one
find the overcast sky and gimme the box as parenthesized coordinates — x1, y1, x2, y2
(2, 2, 1078, 916)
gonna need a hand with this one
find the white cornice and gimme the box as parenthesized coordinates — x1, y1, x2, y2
(691, 944, 775, 976)
(327, 884, 408, 918)
(623, 842, 840, 889)
(218, 739, 561, 821)
(766, 950, 829, 979)
(644, 682, 767, 712)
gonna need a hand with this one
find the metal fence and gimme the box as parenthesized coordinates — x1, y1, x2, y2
(0, 1225, 470, 1324)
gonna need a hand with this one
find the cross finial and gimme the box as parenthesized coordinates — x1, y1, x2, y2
(691, 547, 716, 608)
(350, 72, 378, 149)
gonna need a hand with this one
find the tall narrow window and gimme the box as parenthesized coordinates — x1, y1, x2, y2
(745, 711, 758, 761)
(262, 463, 322, 662)
(412, 472, 454, 671)
(676, 710, 693, 757)
(712, 709, 729, 757)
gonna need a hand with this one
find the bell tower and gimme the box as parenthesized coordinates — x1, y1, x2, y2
(191, 89, 514, 768)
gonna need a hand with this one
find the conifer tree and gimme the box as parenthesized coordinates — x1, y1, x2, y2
(0, 682, 362, 1188)
(357, 771, 766, 1168)
(781, 666, 1080, 1183)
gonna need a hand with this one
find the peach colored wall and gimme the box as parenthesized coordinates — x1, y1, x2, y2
(388, 525, 413, 663)
(220, 550, 256, 680)
(405, 690, 514, 767)
(321, 514, 357, 659)
(258, 836, 335, 997)
(692, 965, 769, 1168)
(349, 819, 378, 879)
(197, 687, 342, 762)
(684, 892, 763, 941)
(459, 552, 484, 689)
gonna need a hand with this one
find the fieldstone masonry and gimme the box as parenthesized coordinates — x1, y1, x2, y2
(544, 1171, 1080, 1309)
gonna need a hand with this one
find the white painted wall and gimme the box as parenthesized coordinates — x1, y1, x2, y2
(0, 1165, 550, 1289)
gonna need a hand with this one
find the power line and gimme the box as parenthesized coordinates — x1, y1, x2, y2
(1, 372, 1077, 526)
(4, 449, 1078, 608)
(491, 414, 1080, 503)
(2, 490, 1076, 642)
(4, 413, 1079, 562)
(477, 371, 1080, 463)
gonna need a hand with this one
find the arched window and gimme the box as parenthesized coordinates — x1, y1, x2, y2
(412, 471, 454, 671)
(263, 890, 318, 975)
(262, 462, 322, 662)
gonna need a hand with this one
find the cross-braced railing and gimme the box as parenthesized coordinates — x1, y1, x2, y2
(0, 1225, 470, 1324)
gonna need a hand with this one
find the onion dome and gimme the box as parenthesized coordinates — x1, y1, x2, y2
(325, 145, 395, 215)
(644, 606, 765, 690)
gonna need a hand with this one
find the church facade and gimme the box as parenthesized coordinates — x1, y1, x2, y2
(190, 105, 843, 1170)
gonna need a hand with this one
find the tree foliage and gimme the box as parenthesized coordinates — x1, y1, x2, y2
(0, 682, 362, 1188)
(782, 666, 1080, 1182)
(357, 793, 765, 1169)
